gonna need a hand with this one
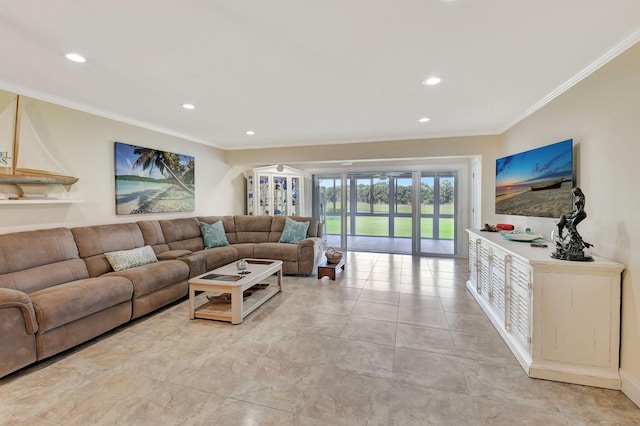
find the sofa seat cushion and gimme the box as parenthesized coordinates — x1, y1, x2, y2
(253, 243, 299, 262)
(156, 249, 192, 261)
(197, 246, 239, 271)
(30, 277, 134, 334)
(106, 259, 189, 298)
(181, 246, 239, 278)
(233, 243, 256, 259)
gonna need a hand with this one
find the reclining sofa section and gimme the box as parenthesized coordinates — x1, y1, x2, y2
(0, 214, 322, 379)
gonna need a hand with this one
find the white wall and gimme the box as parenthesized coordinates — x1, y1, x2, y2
(0, 93, 234, 233)
(496, 42, 640, 404)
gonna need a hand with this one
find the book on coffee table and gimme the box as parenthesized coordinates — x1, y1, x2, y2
(200, 273, 241, 281)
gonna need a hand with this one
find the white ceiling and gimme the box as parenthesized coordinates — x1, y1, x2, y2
(0, 1, 639, 150)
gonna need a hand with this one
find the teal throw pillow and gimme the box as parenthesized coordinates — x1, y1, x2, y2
(279, 217, 310, 244)
(200, 221, 229, 248)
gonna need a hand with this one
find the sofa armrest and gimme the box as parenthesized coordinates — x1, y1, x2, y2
(178, 253, 207, 278)
(297, 237, 324, 275)
(299, 238, 316, 247)
(0, 288, 38, 334)
(157, 249, 193, 261)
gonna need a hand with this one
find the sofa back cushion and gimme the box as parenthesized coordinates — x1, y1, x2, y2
(158, 217, 204, 252)
(197, 216, 237, 244)
(234, 215, 272, 243)
(71, 223, 145, 277)
(137, 220, 170, 254)
(0, 228, 89, 293)
(269, 216, 319, 242)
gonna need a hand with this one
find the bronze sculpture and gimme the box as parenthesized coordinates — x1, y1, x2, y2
(550, 187, 593, 261)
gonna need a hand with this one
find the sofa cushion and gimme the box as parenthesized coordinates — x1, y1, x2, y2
(234, 215, 272, 232)
(279, 217, 310, 244)
(269, 216, 319, 242)
(233, 243, 256, 259)
(198, 216, 236, 244)
(0, 228, 90, 293)
(156, 250, 192, 261)
(29, 276, 133, 333)
(234, 215, 271, 244)
(137, 220, 170, 254)
(199, 221, 229, 248)
(106, 259, 189, 299)
(159, 218, 204, 252)
(180, 246, 239, 278)
(254, 243, 299, 262)
(105, 245, 158, 272)
(71, 223, 146, 277)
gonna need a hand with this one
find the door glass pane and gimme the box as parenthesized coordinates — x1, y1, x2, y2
(356, 178, 372, 213)
(392, 176, 412, 247)
(420, 175, 434, 243)
(438, 177, 455, 240)
(355, 216, 388, 236)
(372, 177, 388, 213)
(394, 217, 411, 237)
(420, 173, 456, 255)
(318, 176, 342, 248)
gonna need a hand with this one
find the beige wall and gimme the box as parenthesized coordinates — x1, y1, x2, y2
(499, 43, 640, 396)
(0, 93, 235, 233)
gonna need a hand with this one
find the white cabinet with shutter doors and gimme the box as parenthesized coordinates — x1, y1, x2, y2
(466, 229, 624, 389)
(244, 165, 309, 217)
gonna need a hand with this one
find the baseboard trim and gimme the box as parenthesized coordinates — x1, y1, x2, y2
(620, 368, 640, 408)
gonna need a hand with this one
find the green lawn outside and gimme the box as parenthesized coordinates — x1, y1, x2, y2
(328, 203, 453, 215)
(325, 215, 454, 239)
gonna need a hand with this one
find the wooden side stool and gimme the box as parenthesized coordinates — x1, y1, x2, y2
(317, 257, 346, 280)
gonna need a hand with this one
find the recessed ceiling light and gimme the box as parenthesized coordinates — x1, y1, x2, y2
(246, 130, 255, 135)
(65, 53, 86, 63)
(422, 76, 441, 86)
(182, 103, 195, 110)
(341, 162, 353, 166)
(418, 117, 431, 123)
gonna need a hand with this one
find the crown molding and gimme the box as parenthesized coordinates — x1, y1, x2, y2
(500, 27, 640, 134)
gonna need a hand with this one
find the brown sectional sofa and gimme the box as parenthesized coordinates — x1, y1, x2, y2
(0, 215, 322, 379)
(138, 215, 323, 277)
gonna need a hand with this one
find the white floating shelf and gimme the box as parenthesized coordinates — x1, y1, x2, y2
(0, 199, 84, 205)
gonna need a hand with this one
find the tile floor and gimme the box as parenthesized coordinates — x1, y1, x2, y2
(1, 252, 639, 425)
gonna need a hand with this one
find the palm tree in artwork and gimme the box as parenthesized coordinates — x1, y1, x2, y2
(132, 148, 194, 195)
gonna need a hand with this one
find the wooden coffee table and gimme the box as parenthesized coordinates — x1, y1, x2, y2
(188, 259, 282, 324)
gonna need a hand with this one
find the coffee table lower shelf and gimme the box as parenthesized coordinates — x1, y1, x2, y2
(191, 284, 280, 324)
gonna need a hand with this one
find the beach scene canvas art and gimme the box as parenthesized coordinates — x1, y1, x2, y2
(495, 139, 573, 218)
(115, 142, 194, 214)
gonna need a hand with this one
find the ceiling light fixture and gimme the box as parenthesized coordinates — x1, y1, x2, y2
(246, 130, 255, 135)
(422, 76, 441, 86)
(65, 53, 86, 63)
(418, 117, 431, 123)
(182, 103, 195, 110)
